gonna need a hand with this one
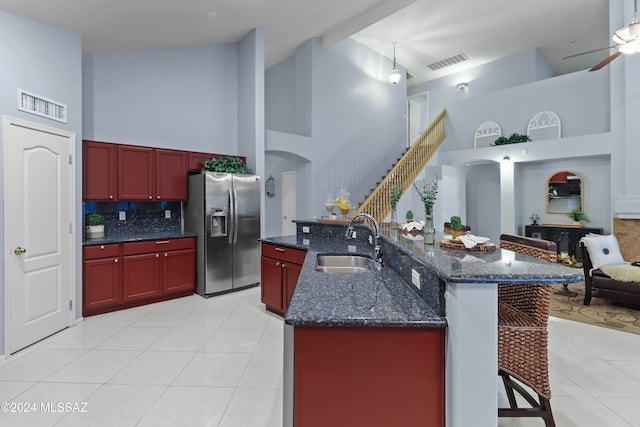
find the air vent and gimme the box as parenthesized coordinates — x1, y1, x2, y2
(406, 71, 415, 80)
(427, 53, 469, 71)
(17, 89, 67, 123)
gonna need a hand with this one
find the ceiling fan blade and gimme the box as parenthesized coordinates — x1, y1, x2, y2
(590, 51, 623, 71)
(562, 45, 619, 60)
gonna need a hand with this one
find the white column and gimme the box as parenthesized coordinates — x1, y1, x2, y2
(445, 282, 498, 427)
(500, 157, 515, 234)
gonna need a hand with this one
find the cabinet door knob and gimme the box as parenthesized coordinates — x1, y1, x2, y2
(164, 253, 168, 257)
(148, 195, 152, 199)
(114, 258, 118, 263)
(157, 195, 160, 199)
(156, 253, 160, 258)
(282, 263, 286, 269)
(109, 195, 113, 199)
(275, 247, 285, 252)
(276, 262, 280, 267)
(100, 245, 105, 250)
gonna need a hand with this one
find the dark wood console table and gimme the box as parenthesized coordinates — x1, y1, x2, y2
(525, 224, 603, 297)
(525, 225, 603, 261)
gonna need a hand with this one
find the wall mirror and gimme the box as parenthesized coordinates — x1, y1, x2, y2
(547, 171, 583, 213)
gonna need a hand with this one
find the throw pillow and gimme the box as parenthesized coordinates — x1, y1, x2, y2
(581, 235, 625, 269)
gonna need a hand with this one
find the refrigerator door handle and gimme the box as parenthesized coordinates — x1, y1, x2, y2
(233, 187, 239, 244)
(228, 188, 234, 244)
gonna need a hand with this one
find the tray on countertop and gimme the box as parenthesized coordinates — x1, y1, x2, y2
(439, 239, 496, 251)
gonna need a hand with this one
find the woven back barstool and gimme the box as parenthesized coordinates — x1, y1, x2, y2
(498, 234, 557, 427)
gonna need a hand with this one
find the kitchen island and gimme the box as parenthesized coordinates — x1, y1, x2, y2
(265, 220, 583, 427)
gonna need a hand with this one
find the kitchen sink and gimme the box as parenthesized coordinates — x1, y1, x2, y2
(315, 254, 372, 273)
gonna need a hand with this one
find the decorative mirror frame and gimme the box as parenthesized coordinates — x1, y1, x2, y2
(527, 111, 561, 141)
(546, 170, 583, 214)
(474, 121, 502, 148)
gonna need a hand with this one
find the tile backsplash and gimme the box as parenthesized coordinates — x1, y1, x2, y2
(83, 201, 182, 238)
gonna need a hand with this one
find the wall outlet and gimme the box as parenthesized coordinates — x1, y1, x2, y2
(119, 211, 126, 221)
(302, 238, 310, 246)
(411, 269, 421, 289)
(165, 210, 171, 219)
(302, 226, 310, 233)
(348, 245, 357, 253)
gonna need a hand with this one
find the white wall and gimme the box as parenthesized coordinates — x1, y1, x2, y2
(265, 37, 408, 220)
(0, 11, 82, 355)
(465, 164, 502, 243)
(520, 156, 612, 234)
(83, 45, 239, 154)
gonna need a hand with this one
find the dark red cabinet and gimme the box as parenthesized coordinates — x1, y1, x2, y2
(122, 252, 162, 302)
(83, 238, 195, 316)
(155, 148, 187, 200)
(261, 243, 306, 315)
(117, 145, 155, 200)
(294, 326, 446, 427)
(83, 140, 117, 201)
(163, 248, 196, 294)
(122, 238, 195, 302)
(82, 244, 121, 313)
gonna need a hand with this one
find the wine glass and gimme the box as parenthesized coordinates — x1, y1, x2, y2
(324, 194, 336, 218)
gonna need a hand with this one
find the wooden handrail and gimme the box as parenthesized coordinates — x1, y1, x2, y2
(357, 109, 447, 223)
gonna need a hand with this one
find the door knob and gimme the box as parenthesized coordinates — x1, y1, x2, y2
(14, 247, 27, 255)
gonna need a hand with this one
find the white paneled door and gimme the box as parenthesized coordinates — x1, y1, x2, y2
(4, 116, 75, 355)
(282, 171, 296, 236)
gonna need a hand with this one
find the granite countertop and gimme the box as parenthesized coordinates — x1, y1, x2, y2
(266, 220, 584, 329)
(262, 235, 446, 329)
(380, 227, 584, 284)
(83, 230, 197, 246)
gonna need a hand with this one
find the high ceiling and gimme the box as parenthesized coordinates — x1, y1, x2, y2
(0, 0, 613, 86)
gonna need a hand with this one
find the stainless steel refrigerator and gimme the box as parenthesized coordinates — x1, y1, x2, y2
(184, 172, 261, 296)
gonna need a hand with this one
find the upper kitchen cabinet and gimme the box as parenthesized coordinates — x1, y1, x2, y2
(117, 145, 187, 201)
(83, 140, 117, 200)
(155, 149, 187, 200)
(118, 145, 155, 200)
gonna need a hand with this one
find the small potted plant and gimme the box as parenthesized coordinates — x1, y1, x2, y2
(406, 210, 414, 223)
(567, 208, 589, 225)
(450, 215, 463, 239)
(85, 212, 105, 238)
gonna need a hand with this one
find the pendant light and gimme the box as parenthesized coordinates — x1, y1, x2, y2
(389, 42, 401, 84)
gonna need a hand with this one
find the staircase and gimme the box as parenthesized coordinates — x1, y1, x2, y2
(356, 109, 446, 223)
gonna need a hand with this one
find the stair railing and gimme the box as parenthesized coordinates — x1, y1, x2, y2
(357, 109, 446, 223)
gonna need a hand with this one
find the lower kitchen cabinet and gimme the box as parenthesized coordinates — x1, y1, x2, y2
(293, 326, 446, 427)
(261, 243, 307, 316)
(82, 237, 195, 316)
(83, 244, 122, 313)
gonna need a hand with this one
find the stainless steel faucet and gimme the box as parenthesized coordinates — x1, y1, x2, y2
(345, 213, 383, 266)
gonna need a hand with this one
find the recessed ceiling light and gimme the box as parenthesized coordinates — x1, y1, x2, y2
(207, 12, 218, 18)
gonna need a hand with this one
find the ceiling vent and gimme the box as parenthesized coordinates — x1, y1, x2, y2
(406, 71, 415, 80)
(17, 89, 67, 123)
(427, 53, 469, 71)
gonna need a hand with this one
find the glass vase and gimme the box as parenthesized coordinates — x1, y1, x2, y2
(390, 208, 398, 228)
(424, 207, 435, 245)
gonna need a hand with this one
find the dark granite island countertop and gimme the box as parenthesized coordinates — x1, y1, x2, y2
(261, 234, 445, 328)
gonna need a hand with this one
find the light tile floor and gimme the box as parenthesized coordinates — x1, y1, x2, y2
(0, 286, 638, 426)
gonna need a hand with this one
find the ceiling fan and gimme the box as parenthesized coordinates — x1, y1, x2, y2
(563, 0, 640, 71)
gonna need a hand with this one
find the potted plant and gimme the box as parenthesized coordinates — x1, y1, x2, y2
(492, 133, 531, 146)
(85, 212, 105, 238)
(450, 215, 463, 239)
(406, 210, 414, 222)
(201, 156, 247, 173)
(567, 208, 589, 225)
